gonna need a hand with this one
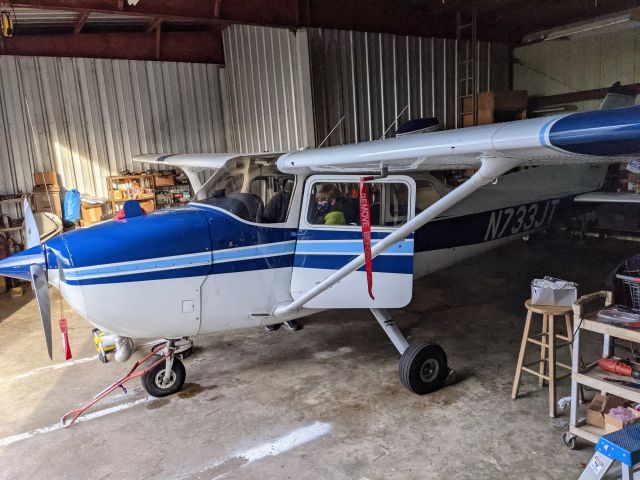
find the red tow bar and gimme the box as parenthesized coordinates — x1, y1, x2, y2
(60, 343, 168, 427)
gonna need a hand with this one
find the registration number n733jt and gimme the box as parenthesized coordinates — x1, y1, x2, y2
(484, 199, 560, 242)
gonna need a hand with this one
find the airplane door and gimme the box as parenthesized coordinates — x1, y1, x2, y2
(291, 175, 415, 308)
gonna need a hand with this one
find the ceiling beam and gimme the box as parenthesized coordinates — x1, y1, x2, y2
(11, 0, 640, 49)
(0, 31, 224, 63)
(73, 11, 88, 34)
(9, 0, 229, 26)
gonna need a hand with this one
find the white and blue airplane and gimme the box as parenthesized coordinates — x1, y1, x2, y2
(1, 102, 639, 401)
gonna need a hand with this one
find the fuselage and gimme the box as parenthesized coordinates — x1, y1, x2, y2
(2, 103, 637, 339)
(18, 161, 605, 339)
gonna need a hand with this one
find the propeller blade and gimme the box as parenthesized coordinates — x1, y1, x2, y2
(0, 200, 50, 358)
(23, 198, 41, 249)
(29, 264, 52, 359)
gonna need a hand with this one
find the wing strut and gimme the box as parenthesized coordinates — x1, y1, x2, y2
(272, 155, 519, 319)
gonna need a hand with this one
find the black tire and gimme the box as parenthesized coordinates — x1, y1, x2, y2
(98, 352, 108, 364)
(562, 432, 577, 450)
(141, 355, 186, 397)
(399, 341, 448, 395)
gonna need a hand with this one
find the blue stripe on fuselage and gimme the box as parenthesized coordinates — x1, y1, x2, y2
(295, 239, 412, 255)
(44, 198, 569, 286)
(63, 264, 212, 285)
(294, 254, 413, 274)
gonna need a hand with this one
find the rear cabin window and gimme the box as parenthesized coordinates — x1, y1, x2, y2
(415, 179, 442, 212)
(307, 181, 409, 227)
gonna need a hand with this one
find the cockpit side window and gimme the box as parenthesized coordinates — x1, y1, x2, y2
(307, 181, 408, 227)
(252, 176, 295, 224)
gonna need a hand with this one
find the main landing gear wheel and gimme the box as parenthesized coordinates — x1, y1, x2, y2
(141, 355, 186, 397)
(399, 341, 448, 394)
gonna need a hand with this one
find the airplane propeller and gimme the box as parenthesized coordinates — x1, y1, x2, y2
(20, 198, 53, 359)
(29, 263, 52, 359)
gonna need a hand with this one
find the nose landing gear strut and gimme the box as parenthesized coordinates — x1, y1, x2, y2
(60, 338, 193, 427)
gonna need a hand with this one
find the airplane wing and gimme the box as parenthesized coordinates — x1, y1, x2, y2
(273, 105, 640, 318)
(277, 106, 640, 174)
(134, 152, 282, 196)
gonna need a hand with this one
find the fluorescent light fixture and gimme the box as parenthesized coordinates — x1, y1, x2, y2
(523, 8, 640, 43)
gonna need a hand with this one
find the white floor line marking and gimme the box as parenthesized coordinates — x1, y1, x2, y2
(238, 421, 332, 463)
(181, 421, 332, 479)
(0, 396, 151, 447)
(2, 355, 98, 382)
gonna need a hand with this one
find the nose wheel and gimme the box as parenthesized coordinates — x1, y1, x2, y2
(141, 354, 186, 397)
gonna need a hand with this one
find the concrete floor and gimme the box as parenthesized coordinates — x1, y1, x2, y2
(0, 232, 637, 480)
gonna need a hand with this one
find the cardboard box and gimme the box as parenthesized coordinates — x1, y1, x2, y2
(81, 203, 104, 226)
(138, 199, 155, 212)
(31, 185, 62, 218)
(33, 170, 58, 186)
(154, 174, 175, 187)
(531, 277, 578, 307)
(10, 286, 23, 297)
(604, 407, 640, 434)
(586, 393, 629, 428)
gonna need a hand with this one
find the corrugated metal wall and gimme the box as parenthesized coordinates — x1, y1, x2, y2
(308, 29, 510, 146)
(0, 56, 227, 198)
(222, 25, 316, 153)
(514, 28, 640, 112)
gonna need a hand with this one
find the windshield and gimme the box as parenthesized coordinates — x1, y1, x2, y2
(197, 157, 295, 224)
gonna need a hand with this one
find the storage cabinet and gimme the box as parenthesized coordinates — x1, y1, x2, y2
(153, 172, 192, 209)
(462, 90, 528, 127)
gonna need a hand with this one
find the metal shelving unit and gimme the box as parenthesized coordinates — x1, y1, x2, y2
(566, 291, 640, 448)
(0, 196, 29, 242)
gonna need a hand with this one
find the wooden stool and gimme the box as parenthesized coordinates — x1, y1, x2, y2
(511, 300, 574, 418)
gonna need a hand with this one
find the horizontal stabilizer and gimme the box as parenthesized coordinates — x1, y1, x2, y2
(574, 192, 640, 204)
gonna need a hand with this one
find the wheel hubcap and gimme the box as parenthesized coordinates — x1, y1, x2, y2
(419, 358, 439, 383)
(155, 369, 176, 389)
